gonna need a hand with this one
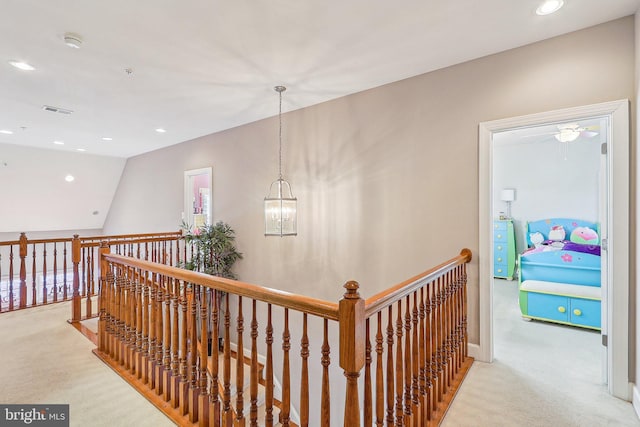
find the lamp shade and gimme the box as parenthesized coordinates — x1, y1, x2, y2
(500, 189, 516, 202)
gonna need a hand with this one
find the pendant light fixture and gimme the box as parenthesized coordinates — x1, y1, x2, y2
(264, 85, 297, 236)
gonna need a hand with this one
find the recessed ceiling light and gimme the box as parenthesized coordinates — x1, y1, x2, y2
(8, 60, 35, 71)
(65, 174, 75, 182)
(63, 32, 83, 49)
(155, 128, 166, 133)
(53, 140, 64, 145)
(0, 129, 13, 135)
(76, 148, 86, 152)
(536, 0, 564, 15)
(102, 137, 112, 141)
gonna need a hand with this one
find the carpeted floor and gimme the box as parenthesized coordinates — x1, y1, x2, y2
(0, 301, 175, 427)
(442, 278, 640, 427)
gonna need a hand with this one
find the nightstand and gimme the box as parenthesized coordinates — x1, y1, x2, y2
(494, 219, 515, 279)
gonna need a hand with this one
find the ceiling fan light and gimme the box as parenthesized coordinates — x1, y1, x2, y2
(555, 128, 580, 143)
(536, 0, 564, 15)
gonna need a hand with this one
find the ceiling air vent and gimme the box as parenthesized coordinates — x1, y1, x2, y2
(42, 105, 73, 115)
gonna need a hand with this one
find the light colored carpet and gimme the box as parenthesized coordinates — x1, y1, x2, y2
(442, 279, 639, 427)
(0, 301, 175, 427)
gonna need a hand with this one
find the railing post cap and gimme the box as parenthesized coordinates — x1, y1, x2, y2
(100, 240, 109, 248)
(460, 248, 472, 262)
(343, 280, 360, 299)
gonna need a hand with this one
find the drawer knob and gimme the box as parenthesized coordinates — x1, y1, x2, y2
(497, 234, 502, 239)
(497, 245, 503, 250)
(497, 269, 503, 273)
(497, 257, 502, 262)
(573, 309, 582, 316)
(557, 306, 566, 313)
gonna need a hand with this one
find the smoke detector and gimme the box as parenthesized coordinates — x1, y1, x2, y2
(63, 32, 83, 49)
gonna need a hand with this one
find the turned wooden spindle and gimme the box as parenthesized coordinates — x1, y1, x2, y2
(364, 318, 372, 427)
(300, 313, 310, 427)
(198, 287, 209, 426)
(8, 245, 14, 311)
(395, 299, 404, 427)
(411, 292, 420, 425)
(321, 318, 331, 427)
(250, 299, 259, 427)
(419, 287, 428, 422)
(170, 278, 180, 407)
(265, 304, 274, 427)
(386, 306, 395, 426)
(63, 242, 68, 300)
(211, 290, 220, 422)
(281, 308, 291, 427)
(375, 312, 384, 427)
(52, 242, 58, 302)
(188, 284, 199, 423)
(404, 295, 412, 424)
(236, 296, 245, 426)
(178, 280, 189, 416)
(223, 293, 232, 426)
(71, 235, 81, 322)
(31, 244, 37, 306)
(18, 233, 26, 309)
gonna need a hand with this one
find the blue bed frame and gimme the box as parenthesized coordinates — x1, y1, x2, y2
(518, 218, 601, 330)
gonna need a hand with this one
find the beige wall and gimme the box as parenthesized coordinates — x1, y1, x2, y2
(105, 17, 635, 347)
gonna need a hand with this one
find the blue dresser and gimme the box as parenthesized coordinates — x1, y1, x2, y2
(493, 220, 515, 279)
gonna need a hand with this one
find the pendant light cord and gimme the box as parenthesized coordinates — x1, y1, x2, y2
(278, 88, 283, 181)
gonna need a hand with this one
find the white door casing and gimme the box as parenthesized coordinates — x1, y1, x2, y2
(477, 99, 630, 400)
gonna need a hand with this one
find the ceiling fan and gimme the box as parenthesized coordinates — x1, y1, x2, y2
(552, 122, 599, 142)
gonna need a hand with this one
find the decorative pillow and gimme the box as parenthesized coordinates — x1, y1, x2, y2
(548, 225, 566, 241)
(570, 227, 599, 245)
(529, 232, 544, 248)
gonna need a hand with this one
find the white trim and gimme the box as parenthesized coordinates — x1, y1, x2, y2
(633, 385, 640, 421)
(478, 100, 630, 400)
(467, 343, 481, 360)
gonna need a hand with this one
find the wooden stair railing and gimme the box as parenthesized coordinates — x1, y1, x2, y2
(96, 244, 472, 426)
(0, 231, 183, 315)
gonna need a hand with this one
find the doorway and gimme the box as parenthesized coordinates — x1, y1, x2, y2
(477, 100, 630, 400)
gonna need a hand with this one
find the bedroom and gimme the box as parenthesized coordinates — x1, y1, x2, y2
(491, 114, 607, 392)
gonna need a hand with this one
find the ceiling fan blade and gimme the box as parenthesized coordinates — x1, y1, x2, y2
(580, 130, 599, 138)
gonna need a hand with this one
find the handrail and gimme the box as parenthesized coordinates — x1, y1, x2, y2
(364, 248, 472, 317)
(80, 235, 183, 248)
(103, 253, 340, 321)
(79, 231, 182, 242)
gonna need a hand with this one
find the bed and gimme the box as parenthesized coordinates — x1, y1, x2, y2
(518, 218, 601, 330)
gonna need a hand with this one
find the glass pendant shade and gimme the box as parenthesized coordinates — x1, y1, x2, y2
(264, 178, 297, 236)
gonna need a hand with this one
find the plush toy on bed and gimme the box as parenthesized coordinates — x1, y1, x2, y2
(529, 231, 544, 248)
(548, 225, 566, 241)
(570, 227, 599, 245)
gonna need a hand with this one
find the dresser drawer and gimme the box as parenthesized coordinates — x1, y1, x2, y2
(494, 246, 508, 264)
(494, 263, 508, 277)
(570, 298, 601, 328)
(527, 292, 569, 323)
(493, 229, 508, 242)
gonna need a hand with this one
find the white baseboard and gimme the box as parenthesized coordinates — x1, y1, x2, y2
(467, 343, 481, 360)
(632, 384, 640, 420)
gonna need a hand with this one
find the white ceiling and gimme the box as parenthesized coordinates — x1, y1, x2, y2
(1, 0, 638, 158)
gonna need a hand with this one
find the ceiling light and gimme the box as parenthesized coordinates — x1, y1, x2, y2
(102, 137, 112, 141)
(63, 32, 83, 49)
(155, 128, 166, 133)
(536, 0, 564, 15)
(76, 148, 86, 152)
(53, 140, 64, 145)
(65, 175, 75, 182)
(0, 129, 13, 135)
(8, 60, 35, 71)
(264, 85, 297, 237)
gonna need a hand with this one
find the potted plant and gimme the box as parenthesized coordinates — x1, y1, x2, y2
(181, 220, 242, 352)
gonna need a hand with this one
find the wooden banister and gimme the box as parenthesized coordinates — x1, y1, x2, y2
(364, 248, 472, 317)
(103, 253, 340, 320)
(93, 247, 472, 426)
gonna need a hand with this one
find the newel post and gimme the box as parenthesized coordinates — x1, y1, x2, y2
(98, 241, 111, 352)
(71, 234, 81, 322)
(18, 233, 27, 308)
(339, 281, 365, 427)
